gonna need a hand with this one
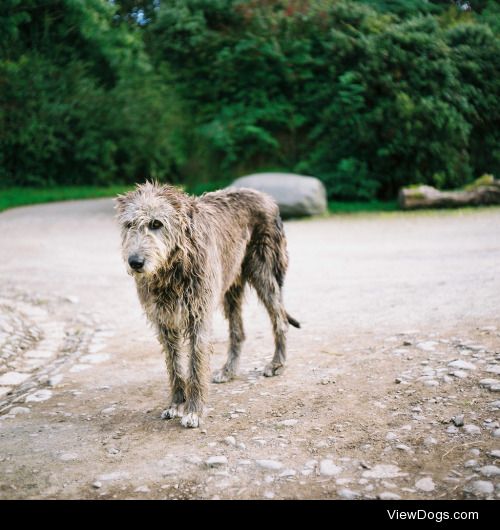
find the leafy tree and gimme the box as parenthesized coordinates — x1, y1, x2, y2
(0, 0, 179, 186)
(1, 0, 498, 199)
(148, 0, 499, 199)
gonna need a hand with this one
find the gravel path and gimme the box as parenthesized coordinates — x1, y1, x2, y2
(0, 199, 499, 499)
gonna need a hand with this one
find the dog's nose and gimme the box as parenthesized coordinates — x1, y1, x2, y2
(128, 255, 145, 271)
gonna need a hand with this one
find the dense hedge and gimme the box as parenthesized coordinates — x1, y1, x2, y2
(1, 1, 499, 200)
(0, 0, 182, 187)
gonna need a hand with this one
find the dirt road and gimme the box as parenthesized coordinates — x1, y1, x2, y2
(0, 199, 499, 499)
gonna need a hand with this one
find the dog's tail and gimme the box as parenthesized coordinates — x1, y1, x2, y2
(286, 312, 301, 329)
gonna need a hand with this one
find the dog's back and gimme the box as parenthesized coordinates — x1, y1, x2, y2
(198, 187, 279, 227)
(195, 188, 286, 291)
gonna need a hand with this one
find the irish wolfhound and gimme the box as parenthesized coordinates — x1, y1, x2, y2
(115, 182, 299, 428)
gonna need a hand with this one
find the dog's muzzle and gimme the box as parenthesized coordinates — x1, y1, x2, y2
(128, 254, 145, 272)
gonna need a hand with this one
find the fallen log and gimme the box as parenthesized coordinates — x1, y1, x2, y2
(398, 179, 500, 210)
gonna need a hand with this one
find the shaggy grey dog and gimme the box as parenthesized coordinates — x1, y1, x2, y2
(115, 182, 299, 428)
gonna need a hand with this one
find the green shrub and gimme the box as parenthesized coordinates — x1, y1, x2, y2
(148, 0, 499, 199)
(0, 0, 181, 187)
(1, 1, 499, 199)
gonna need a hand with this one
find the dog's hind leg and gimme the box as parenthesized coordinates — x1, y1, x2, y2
(246, 214, 291, 377)
(181, 320, 211, 428)
(251, 275, 289, 377)
(158, 327, 186, 420)
(213, 280, 246, 383)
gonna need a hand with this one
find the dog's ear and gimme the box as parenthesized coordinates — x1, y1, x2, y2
(136, 180, 181, 202)
(158, 183, 179, 196)
(156, 183, 186, 211)
(114, 191, 133, 215)
(114, 194, 126, 213)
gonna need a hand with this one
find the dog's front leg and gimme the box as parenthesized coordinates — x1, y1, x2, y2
(158, 327, 186, 420)
(181, 321, 210, 428)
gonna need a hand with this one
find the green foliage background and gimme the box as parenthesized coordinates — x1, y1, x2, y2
(1, 0, 499, 200)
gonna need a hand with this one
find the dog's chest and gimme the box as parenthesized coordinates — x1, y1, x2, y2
(137, 275, 190, 329)
(157, 299, 187, 328)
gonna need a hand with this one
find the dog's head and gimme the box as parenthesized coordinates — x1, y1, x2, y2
(115, 182, 189, 277)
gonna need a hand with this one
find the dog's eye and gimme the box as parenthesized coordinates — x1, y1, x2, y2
(125, 222, 133, 230)
(149, 220, 163, 230)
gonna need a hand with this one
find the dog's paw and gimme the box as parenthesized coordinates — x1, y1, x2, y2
(161, 403, 184, 420)
(263, 362, 285, 377)
(212, 369, 234, 384)
(180, 412, 200, 428)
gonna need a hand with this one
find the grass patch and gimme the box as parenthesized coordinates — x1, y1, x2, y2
(328, 200, 399, 214)
(0, 185, 134, 212)
(1, 186, 402, 216)
(0, 181, 233, 213)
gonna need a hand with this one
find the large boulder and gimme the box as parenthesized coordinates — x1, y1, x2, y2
(230, 173, 327, 218)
